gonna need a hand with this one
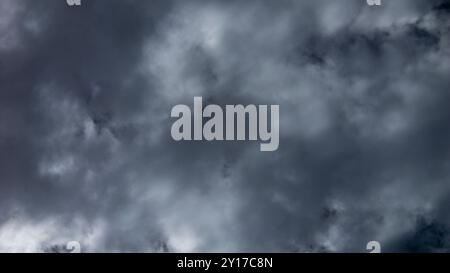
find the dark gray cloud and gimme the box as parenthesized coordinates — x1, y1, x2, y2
(0, 0, 449, 252)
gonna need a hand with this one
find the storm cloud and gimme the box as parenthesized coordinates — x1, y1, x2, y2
(0, 0, 450, 252)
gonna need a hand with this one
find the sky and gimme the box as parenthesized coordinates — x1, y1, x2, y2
(0, 0, 450, 252)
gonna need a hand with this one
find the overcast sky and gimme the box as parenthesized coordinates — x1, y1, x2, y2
(0, 0, 450, 252)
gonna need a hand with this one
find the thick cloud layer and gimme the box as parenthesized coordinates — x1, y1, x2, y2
(0, 0, 450, 252)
